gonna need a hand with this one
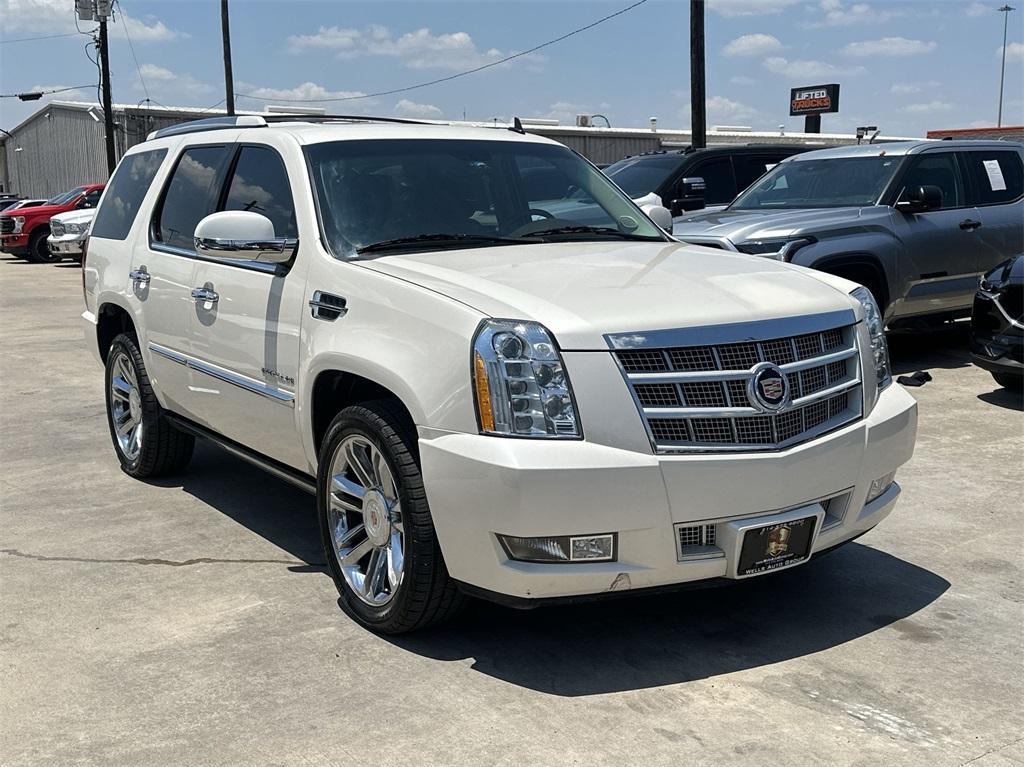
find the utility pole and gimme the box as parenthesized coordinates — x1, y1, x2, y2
(690, 0, 706, 149)
(997, 5, 1015, 127)
(98, 16, 116, 174)
(221, 0, 235, 115)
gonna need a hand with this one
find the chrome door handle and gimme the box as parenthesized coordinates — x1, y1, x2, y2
(191, 286, 219, 303)
(129, 268, 150, 284)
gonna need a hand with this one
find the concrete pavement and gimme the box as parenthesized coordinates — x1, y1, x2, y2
(1, 252, 1021, 766)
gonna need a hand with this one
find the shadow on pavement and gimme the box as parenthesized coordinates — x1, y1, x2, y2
(387, 544, 949, 696)
(887, 322, 972, 375)
(977, 388, 1024, 412)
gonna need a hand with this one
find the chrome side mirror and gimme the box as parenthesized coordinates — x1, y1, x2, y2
(194, 211, 297, 263)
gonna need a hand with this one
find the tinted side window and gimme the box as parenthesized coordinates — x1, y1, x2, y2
(897, 153, 963, 209)
(92, 150, 166, 240)
(222, 146, 297, 238)
(156, 146, 230, 250)
(962, 151, 1024, 206)
(688, 157, 736, 205)
(733, 155, 783, 194)
(81, 188, 103, 208)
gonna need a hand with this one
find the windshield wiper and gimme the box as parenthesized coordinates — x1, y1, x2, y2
(357, 232, 532, 255)
(522, 225, 660, 241)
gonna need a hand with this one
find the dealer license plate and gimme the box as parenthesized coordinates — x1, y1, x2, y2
(737, 515, 817, 576)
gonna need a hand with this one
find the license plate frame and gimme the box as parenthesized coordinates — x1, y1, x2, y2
(723, 504, 825, 579)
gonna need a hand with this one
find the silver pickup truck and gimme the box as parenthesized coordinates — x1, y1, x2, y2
(673, 140, 1024, 326)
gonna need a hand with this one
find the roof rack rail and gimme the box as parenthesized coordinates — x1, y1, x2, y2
(261, 113, 433, 126)
(148, 115, 267, 141)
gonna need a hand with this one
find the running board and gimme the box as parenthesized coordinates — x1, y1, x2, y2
(165, 413, 317, 495)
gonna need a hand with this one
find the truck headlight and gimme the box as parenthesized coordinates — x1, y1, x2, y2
(12, 216, 25, 234)
(472, 319, 581, 438)
(851, 286, 891, 391)
(66, 222, 83, 234)
(735, 237, 812, 261)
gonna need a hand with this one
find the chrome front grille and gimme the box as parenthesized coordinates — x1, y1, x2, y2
(610, 315, 863, 453)
(50, 219, 66, 237)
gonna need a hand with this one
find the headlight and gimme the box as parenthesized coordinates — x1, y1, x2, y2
(66, 222, 84, 234)
(851, 286, 891, 391)
(12, 216, 25, 234)
(735, 237, 813, 261)
(472, 319, 581, 438)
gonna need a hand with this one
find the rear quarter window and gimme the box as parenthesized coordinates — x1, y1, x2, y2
(962, 151, 1024, 206)
(91, 150, 167, 240)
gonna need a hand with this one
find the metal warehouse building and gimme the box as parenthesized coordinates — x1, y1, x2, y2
(1, 100, 918, 197)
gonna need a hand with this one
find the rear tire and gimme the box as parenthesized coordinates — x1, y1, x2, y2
(104, 333, 194, 478)
(992, 371, 1023, 391)
(318, 400, 464, 634)
(27, 228, 59, 263)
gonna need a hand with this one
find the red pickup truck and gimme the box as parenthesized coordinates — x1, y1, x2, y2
(0, 183, 104, 262)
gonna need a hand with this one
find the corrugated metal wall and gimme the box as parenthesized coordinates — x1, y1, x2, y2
(3, 106, 110, 197)
(552, 133, 662, 165)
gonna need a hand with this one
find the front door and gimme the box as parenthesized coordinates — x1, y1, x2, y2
(887, 151, 981, 319)
(184, 144, 308, 470)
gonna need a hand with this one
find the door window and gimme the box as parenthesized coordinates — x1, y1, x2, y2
(896, 153, 963, 209)
(222, 146, 297, 238)
(961, 151, 1024, 206)
(733, 155, 781, 194)
(81, 188, 103, 209)
(154, 145, 230, 251)
(91, 149, 166, 240)
(686, 157, 736, 205)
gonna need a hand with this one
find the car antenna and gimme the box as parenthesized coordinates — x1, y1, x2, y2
(508, 116, 526, 135)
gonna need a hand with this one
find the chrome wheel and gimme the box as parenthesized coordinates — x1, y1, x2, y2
(327, 435, 405, 606)
(109, 350, 143, 462)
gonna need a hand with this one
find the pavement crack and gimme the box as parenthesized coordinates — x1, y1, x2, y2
(0, 548, 326, 569)
(959, 735, 1024, 766)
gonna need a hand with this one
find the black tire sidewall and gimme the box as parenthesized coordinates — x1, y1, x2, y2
(316, 405, 430, 630)
(29, 230, 58, 263)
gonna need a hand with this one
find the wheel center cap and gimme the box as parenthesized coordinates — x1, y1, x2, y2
(128, 389, 142, 421)
(363, 490, 390, 547)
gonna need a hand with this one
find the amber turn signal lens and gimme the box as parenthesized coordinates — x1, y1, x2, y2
(474, 351, 495, 432)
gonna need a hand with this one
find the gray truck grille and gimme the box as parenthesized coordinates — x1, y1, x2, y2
(1, 216, 15, 234)
(612, 321, 863, 453)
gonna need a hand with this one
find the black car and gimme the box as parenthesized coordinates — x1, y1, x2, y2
(970, 255, 1023, 390)
(603, 144, 810, 215)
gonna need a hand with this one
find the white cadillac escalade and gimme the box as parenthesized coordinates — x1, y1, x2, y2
(82, 115, 918, 633)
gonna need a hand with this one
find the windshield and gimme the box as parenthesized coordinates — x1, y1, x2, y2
(45, 186, 86, 206)
(730, 156, 901, 210)
(306, 139, 665, 258)
(603, 154, 685, 198)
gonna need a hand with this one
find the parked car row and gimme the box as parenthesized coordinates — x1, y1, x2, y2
(0, 183, 103, 262)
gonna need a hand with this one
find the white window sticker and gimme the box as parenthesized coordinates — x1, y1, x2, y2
(765, 163, 777, 172)
(983, 159, 1007, 191)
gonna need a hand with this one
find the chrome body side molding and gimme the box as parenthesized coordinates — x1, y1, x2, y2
(148, 342, 295, 407)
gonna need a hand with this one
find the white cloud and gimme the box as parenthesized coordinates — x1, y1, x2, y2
(679, 95, 760, 124)
(965, 2, 988, 17)
(134, 64, 212, 96)
(890, 84, 921, 95)
(998, 42, 1024, 62)
(394, 99, 443, 118)
(810, 0, 904, 27)
(0, 0, 178, 39)
(842, 37, 937, 57)
(235, 81, 369, 107)
(709, 0, 800, 18)
(538, 101, 613, 124)
(722, 33, 784, 57)
(762, 56, 866, 79)
(287, 25, 544, 72)
(902, 101, 953, 114)
(730, 75, 757, 85)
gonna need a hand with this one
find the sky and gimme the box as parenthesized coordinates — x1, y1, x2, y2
(1, 0, 1022, 137)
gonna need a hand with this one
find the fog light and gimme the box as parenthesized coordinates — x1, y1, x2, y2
(866, 471, 897, 503)
(498, 533, 616, 563)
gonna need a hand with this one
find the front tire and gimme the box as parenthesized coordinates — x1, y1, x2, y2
(318, 400, 464, 633)
(104, 333, 194, 477)
(27, 229, 59, 263)
(992, 371, 1023, 391)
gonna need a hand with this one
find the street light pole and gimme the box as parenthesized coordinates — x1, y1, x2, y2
(997, 4, 1015, 127)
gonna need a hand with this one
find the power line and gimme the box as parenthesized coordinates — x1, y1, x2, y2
(0, 84, 95, 99)
(236, 0, 649, 104)
(114, 0, 150, 101)
(0, 31, 85, 44)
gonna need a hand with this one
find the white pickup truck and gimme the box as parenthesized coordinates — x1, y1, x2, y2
(82, 115, 918, 633)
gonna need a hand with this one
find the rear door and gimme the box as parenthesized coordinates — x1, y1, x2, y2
(958, 148, 1024, 272)
(887, 150, 980, 319)
(184, 141, 308, 469)
(141, 143, 232, 415)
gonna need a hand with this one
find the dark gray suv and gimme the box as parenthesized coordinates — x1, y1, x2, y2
(673, 141, 1024, 325)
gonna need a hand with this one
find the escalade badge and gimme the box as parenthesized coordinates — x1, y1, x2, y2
(747, 362, 790, 413)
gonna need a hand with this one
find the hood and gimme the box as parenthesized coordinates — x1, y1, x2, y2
(357, 242, 857, 349)
(51, 209, 96, 225)
(672, 206, 887, 245)
(1, 203, 74, 219)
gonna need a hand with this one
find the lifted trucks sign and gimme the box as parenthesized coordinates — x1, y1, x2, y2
(790, 84, 840, 116)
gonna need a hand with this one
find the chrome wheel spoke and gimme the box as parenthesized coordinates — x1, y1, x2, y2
(331, 474, 365, 511)
(345, 442, 375, 489)
(387, 533, 404, 587)
(334, 521, 364, 550)
(111, 376, 132, 400)
(340, 535, 373, 567)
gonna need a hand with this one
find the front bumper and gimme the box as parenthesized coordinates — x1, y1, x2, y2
(970, 291, 1023, 378)
(1, 233, 28, 255)
(48, 232, 86, 256)
(420, 383, 917, 602)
